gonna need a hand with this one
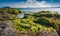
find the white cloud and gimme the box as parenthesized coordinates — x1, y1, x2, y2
(7, 0, 52, 8)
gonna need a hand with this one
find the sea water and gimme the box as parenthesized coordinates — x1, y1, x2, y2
(17, 7, 60, 18)
(19, 7, 60, 14)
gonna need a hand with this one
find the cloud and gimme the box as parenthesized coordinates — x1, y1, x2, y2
(2, 0, 52, 8)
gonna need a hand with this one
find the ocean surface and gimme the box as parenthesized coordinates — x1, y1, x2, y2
(17, 7, 60, 18)
(18, 7, 60, 14)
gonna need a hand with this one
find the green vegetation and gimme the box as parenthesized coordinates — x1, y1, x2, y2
(0, 8, 60, 36)
(0, 8, 21, 15)
(11, 10, 60, 31)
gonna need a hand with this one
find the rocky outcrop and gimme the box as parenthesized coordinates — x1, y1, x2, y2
(26, 30, 58, 36)
(0, 21, 17, 36)
(0, 21, 59, 36)
(57, 29, 60, 36)
(37, 30, 58, 36)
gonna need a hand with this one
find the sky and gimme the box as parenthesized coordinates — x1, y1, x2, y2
(0, 0, 60, 8)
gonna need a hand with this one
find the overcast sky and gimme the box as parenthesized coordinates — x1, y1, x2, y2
(0, 0, 60, 8)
